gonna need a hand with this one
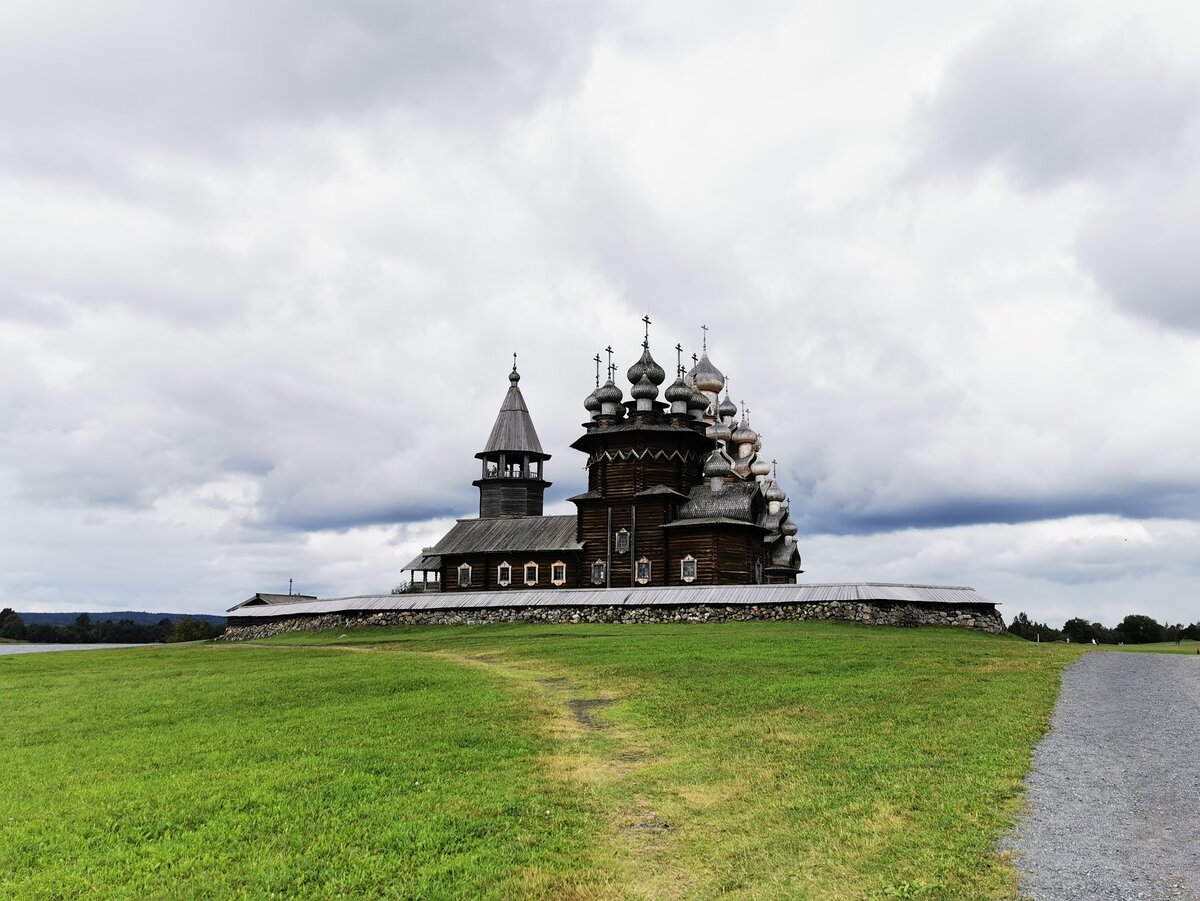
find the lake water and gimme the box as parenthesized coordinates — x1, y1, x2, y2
(0, 643, 158, 656)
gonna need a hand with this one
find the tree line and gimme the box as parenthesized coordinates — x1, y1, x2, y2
(1008, 611, 1200, 644)
(0, 610, 223, 644)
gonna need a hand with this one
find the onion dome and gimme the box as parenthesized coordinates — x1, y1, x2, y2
(707, 420, 733, 443)
(596, 378, 623, 406)
(631, 372, 658, 400)
(584, 388, 602, 415)
(688, 352, 724, 393)
(781, 518, 798, 537)
(718, 392, 737, 421)
(687, 381, 709, 414)
(765, 480, 787, 503)
(664, 376, 692, 404)
(703, 448, 733, 479)
(732, 420, 759, 446)
(627, 346, 666, 387)
(751, 457, 771, 477)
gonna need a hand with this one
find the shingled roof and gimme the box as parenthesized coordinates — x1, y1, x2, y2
(477, 370, 546, 458)
(407, 514, 581, 562)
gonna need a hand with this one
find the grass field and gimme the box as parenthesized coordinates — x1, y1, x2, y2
(1, 623, 1086, 899)
(1104, 638, 1200, 655)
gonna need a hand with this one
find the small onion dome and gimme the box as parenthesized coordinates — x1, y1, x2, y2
(688, 352, 724, 393)
(765, 480, 787, 503)
(732, 420, 759, 445)
(781, 517, 798, 537)
(718, 393, 737, 421)
(509, 368, 521, 385)
(583, 388, 602, 415)
(631, 372, 658, 400)
(627, 346, 666, 387)
(664, 376, 692, 405)
(687, 381, 709, 413)
(596, 378, 623, 406)
(703, 448, 733, 479)
(751, 457, 771, 477)
(707, 420, 733, 443)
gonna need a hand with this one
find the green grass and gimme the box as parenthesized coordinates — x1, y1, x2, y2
(1103, 638, 1200, 655)
(1, 623, 1085, 899)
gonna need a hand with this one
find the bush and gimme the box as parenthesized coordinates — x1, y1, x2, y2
(166, 617, 220, 643)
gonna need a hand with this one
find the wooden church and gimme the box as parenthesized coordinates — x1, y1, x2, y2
(404, 323, 803, 591)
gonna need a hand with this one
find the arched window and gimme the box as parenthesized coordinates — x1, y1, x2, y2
(680, 555, 698, 583)
(551, 561, 567, 586)
(457, 563, 472, 588)
(524, 561, 538, 586)
(591, 560, 606, 585)
(497, 562, 512, 587)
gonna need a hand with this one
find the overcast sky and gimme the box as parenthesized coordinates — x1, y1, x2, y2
(3, 0, 1198, 626)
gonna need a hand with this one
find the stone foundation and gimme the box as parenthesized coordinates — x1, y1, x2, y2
(221, 601, 1007, 641)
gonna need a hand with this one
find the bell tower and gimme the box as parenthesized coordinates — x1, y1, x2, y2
(473, 357, 551, 518)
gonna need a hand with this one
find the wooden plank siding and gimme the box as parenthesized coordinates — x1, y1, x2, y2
(439, 551, 583, 592)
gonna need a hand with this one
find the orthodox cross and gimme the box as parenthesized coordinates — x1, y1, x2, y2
(701, 323, 709, 352)
(642, 314, 652, 348)
(512, 352, 518, 372)
(741, 400, 747, 421)
(772, 459, 778, 479)
(593, 353, 602, 387)
(674, 343, 684, 377)
(691, 352, 698, 368)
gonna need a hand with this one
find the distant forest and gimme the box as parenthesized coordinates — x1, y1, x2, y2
(0, 610, 224, 644)
(1008, 612, 1200, 644)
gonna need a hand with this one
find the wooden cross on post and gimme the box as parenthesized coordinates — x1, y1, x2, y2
(701, 323, 709, 352)
(593, 353, 602, 387)
(512, 352, 518, 372)
(605, 345, 614, 381)
(642, 314, 652, 348)
(675, 343, 684, 377)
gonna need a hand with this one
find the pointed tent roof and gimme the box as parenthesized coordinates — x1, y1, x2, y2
(476, 365, 548, 459)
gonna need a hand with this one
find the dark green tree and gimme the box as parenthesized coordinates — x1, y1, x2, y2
(0, 612, 26, 640)
(1114, 614, 1164, 644)
(167, 617, 218, 643)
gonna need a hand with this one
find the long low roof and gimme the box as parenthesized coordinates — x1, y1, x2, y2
(227, 582, 997, 618)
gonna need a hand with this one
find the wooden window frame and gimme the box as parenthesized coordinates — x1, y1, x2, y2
(636, 556, 652, 585)
(615, 528, 630, 555)
(591, 560, 606, 585)
(680, 555, 698, 583)
(497, 562, 511, 587)
(550, 561, 566, 586)
(524, 561, 539, 586)
(457, 563, 472, 588)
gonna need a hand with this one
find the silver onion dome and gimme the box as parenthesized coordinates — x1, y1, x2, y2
(718, 392, 738, 421)
(687, 381, 709, 413)
(781, 517, 798, 537)
(688, 352, 724, 393)
(751, 457, 771, 477)
(627, 346, 666, 387)
(664, 376, 692, 404)
(596, 379, 623, 405)
(631, 372, 658, 400)
(732, 420, 759, 445)
(703, 448, 733, 479)
(708, 420, 733, 443)
(584, 388, 602, 415)
(765, 480, 787, 503)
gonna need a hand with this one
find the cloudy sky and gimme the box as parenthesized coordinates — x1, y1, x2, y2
(3, 0, 1198, 626)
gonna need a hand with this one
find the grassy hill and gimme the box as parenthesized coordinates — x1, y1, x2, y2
(0, 622, 1085, 899)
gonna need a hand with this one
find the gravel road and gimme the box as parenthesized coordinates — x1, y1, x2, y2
(1007, 651, 1200, 900)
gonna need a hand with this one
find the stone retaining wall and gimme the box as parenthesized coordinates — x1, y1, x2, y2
(221, 600, 1008, 641)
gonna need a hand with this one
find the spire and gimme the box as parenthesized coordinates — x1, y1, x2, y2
(477, 358, 546, 458)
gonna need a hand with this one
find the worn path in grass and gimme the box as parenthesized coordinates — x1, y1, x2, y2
(1008, 652, 1200, 901)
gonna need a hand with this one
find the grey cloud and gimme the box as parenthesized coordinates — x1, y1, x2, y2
(912, 10, 1198, 190)
(0, 0, 603, 180)
(1075, 174, 1200, 331)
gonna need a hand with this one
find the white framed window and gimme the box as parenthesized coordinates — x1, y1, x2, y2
(591, 560, 606, 585)
(551, 561, 566, 586)
(457, 563, 472, 588)
(615, 528, 630, 554)
(680, 555, 698, 583)
(636, 556, 652, 585)
(497, 562, 512, 587)
(524, 561, 538, 586)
